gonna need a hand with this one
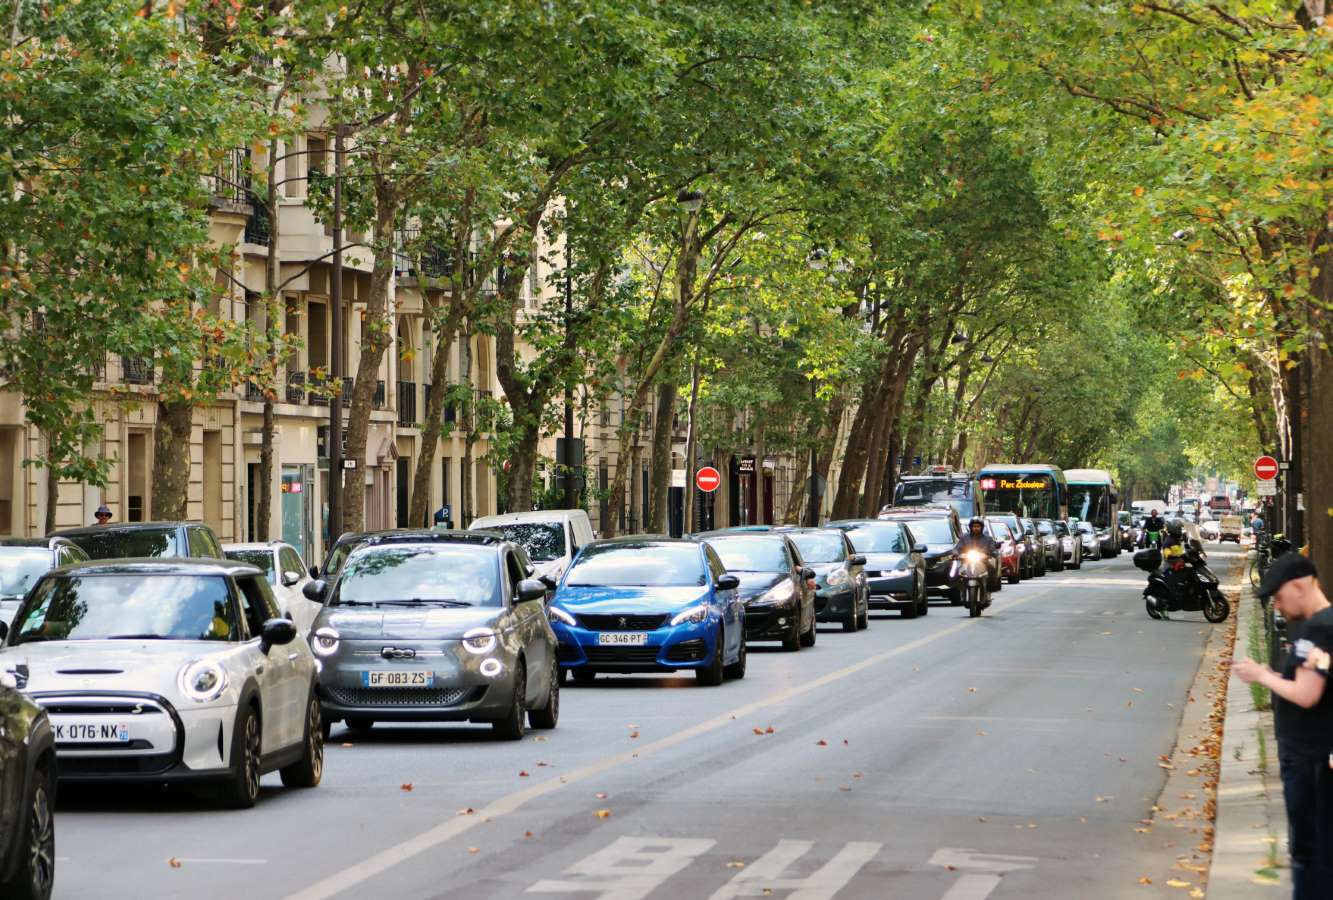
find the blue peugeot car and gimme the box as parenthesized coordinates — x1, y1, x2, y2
(548, 537, 746, 686)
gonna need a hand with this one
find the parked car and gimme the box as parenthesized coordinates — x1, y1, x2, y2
(469, 509, 596, 583)
(51, 521, 225, 561)
(1034, 519, 1064, 571)
(987, 519, 1021, 586)
(1199, 519, 1221, 542)
(0, 538, 88, 623)
(1219, 514, 1244, 543)
(697, 531, 818, 650)
(0, 559, 322, 808)
(1117, 511, 1136, 551)
(0, 674, 56, 900)
(223, 542, 321, 635)
(1056, 520, 1083, 568)
(303, 530, 558, 739)
(778, 527, 869, 632)
(549, 537, 746, 685)
(1018, 518, 1047, 577)
(829, 520, 929, 618)
(988, 513, 1035, 579)
(1071, 520, 1102, 561)
(874, 506, 963, 604)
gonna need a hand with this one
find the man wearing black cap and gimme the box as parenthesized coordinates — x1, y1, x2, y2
(1234, 553, 1333, 899)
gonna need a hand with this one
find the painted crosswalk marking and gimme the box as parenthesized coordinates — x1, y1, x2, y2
(527, 836, 715, 899)
(708, 840, 882, 900)
(931, 848, 1037, 900)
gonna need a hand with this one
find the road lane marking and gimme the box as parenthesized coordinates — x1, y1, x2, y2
(708, 840, 881, 899)
(284, 588, 1054, 900)
(527, 836, 715, 899)
(931, 848, 1037, 900)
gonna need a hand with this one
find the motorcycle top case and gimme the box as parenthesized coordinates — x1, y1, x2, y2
(1132, 548, 1162, 572)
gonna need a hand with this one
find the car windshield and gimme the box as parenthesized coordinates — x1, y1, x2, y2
(336, 545, 499, 607)
(488, 523, 566, 562)
(705, 537, 789, 573)
(0, 548, 51, 598)
(988, 523, 1011, 541)
(786, 533, 846, 563)
(224, 550, 275, 583)
(839, 525, 906, 554)
(1074, 521, 1093, 535)
(1055, 522, 1070, 536)
(902, 518, 954, 545)
(11, 574, 239, 643)
(565, 543, 705, 587)
(1036, 520, 1054, 535)
(65, 528, 179, 560)
(322, 539, 363, 578)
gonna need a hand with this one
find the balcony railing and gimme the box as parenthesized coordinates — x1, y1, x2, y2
(121, 356, 154, 385)
(397, 380, 417, 426)
(286, 371, 306, 404)
(373, 379, 387, 409)
(244, 191, 271, 245)
(394, 228, 456, 279)
(245, 381, 265, 402)
(210, 149, 250, 204)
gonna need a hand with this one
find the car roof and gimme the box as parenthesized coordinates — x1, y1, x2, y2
(585, 535, 697, 547)
(694, 526, 776, 538)
(49, 558, 262, 577)
(827, 518, 903, 527)
(470, 510, 584, 526)
(340, 529, 504, 548)
(50, 521, 193, 538)
(223, 542, 289, 552)
(877, 505, 954, 518)
(0, 537, 57, 549)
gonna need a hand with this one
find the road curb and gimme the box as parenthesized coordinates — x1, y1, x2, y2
(1207, 566, 1288, 896)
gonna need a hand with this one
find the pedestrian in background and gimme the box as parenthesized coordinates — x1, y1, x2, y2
(1234, 554, 1333, 899)
(92, 504, 112, 526)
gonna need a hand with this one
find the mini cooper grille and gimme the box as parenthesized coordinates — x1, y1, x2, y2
(581, 647, 661, 665)
(324, 686, 478, 708)
(576, 614, 669, 631)
(665, 639, 707, 663)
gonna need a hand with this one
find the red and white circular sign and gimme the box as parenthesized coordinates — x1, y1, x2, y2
(1254, 455, 1279, 481)
(695, 466, 722, 493)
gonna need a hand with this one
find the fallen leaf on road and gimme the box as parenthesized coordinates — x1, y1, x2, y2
(978, 816, 987, 822)
(912, 666, 920, 672)
(1165, 879, 1191, 888)
(945, 864, 956, 871)
(816, 740, 828, 746)
(401, 783, 414, 792)
(629, 731, 639, 739)
(1133, 688, 1144, 693)
(852, 772, 863, 779)
(1079, 817, 1088, 823)
(842, 739, 849, 746)
(968, 687, 977, 693)
(726, 861, 745, 869)
(168, 858, 182, 869)
(525, 831, 534, 838)
(1101, 631, 1112, 635)
(537, 762, 549, 767)
(519, 771, 530, 777)
(467, 847, 479, 855)
(1189, 890, 1204, 898)
(595, 809, 612, 819)
(765, 726, 775, 734)
(1135, 827, 1151, 833)
(753, 728, 765, 735)
(457, 807, 475, 816)
(1186, 769, 1201, 777)
(535, 736, 548, 742)
(596, 792, 608, 800)
(341, 742, 354, 748)
(839, 784, 851, 792)
(1139, 876, 1152, 885)
(977, 730, 988, 736)
(1126, 700, 1133, 708)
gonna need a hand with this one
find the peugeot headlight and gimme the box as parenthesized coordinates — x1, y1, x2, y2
(548, 606, 577, 627)
(310, 626, 340, 657)
(178, 660, 229, 703)
(825, 568, 848, 587)
(752, 580, 795, 606)
(670, 604, 710, 626)
(462, 627, 497, 655)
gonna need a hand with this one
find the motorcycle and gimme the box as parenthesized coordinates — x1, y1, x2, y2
(1139, 529, 1162, 550)
(1134, 543, 1229, 623)
(952, 549, 993, 618)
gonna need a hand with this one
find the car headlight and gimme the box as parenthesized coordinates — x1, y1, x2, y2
(885, 567, 912, 577)
(752, 580, 795, 606)
(670, 604, 710, 626)
(310, 626, 340, 657)
(548, 606, 577, 627)
(462, 627, 497, 655)
(178, 660, 229, 703)
(825, 568, 848, 587)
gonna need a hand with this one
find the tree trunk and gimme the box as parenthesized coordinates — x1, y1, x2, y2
(257, 137, 281, 542)
(407, 305, 462, 526)
(460, 328, 475, 524)
(42, 438, 58, 534)
(627, 443, 642, 533)
(682, 354, 701, 532)
(782, 449, 809, 525)
(151, 399, 194, 520)
(647, 380, 678, 533)
(829, 376, 882, 519)
(339, 189, 399, 534)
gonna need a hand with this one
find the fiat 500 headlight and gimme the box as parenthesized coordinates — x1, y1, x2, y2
(825, 568, 848, 587)
(462, 628, 497, 655)
(752, 581, 795, 606)
(178, 660, 229, 703)
(670, 604, 710, 626)
(548, 606, 577, 627)
(310, 626, 340, 657)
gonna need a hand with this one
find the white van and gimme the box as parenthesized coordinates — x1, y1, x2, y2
(469, 509, 596, 582)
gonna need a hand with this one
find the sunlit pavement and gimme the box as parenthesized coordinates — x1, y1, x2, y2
(53, 549, 1237, 900)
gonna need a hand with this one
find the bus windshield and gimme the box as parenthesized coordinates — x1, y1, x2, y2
(1067, 484, 1112, 527)
(979, 473, 1062, 520)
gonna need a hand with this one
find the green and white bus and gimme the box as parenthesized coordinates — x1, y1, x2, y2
(1064, 468, 1122, 556)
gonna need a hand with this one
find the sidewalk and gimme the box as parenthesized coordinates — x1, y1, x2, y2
(1207, 575, 1289, 896)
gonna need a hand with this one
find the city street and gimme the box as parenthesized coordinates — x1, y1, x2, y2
(51, 549, 1237, 900)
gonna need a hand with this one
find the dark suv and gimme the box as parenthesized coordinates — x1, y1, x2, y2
(51, 522, 225, 561)
(0, 677, 55, 900)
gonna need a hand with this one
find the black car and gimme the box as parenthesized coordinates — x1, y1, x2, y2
(1018, 518, 1047, 577)
(697, 532, 818, 650)
(828, 520, 928, 618)
(0, 677, 55, 900)
(50, 521, 225, 561)
(991, 513, 1037, 579)
(779, 527, 869, 632)
(874, 506, 962, 604)
(889, 472, 985, 519)
(0, 538, 89, 623)
(1034, 518, 1064, 571)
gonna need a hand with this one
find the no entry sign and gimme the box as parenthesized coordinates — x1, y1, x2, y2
(1254, 455, 1279, 481)
(695, 466, 721, 493)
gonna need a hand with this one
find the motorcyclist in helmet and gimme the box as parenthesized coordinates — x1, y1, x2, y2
(1159, 520, 1192, 615)
(1141, 508, 1167, 548)
(955, 516, 999, 579)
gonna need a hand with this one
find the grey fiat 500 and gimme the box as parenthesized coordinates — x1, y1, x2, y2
(303, 531, 558, 741)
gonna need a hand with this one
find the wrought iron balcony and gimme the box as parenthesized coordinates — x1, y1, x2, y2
(121, 356, 154, 385)
(373, 379, 387, 410)
(286, 371, 306, 404)
(397, 381, 417, 426)
(244, 192, 271, 245)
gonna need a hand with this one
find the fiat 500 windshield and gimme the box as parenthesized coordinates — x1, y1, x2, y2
(11, 574, 240, 643)
(335, 546, 500, 606)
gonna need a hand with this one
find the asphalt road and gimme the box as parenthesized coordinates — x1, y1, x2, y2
(52, 547, 1239, 900)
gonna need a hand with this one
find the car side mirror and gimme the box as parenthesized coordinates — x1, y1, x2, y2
(308, 566, 320, 580)
(281, 570, 302, 588)
(538, 574, 558, 591)
(302, 580, 328, 603)
(850, 554, 866, 566)
(259, 617, 297, 654)
(516, 578, 547, 603)
(801, 567, 816, 580)
(0, 621, 8, 643)
(716, 574, 740, 591)
(913, 543, 928, 554)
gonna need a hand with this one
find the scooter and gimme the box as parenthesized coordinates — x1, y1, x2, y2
(1139, 529, 1162, 550)
(1134, 543, 1229, 623)
(952, 549, 993, 618)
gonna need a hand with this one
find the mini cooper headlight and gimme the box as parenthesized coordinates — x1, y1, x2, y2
(310, 627, 341, 657)
(825, 568, 848, 587)
(462, 628, 497, 655)
(548, 606, 577, 627)
(670, 604, 710, 626)
(178, 660, 229, 703)
(752, 581, 795, 606)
